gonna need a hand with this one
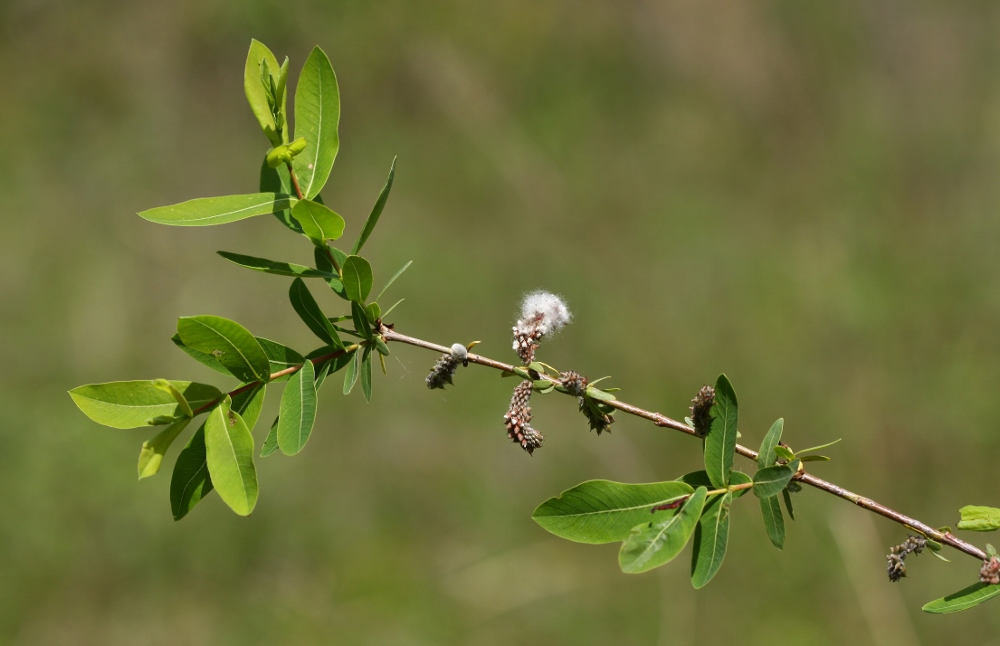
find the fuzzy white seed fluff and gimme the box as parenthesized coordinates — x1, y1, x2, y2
(516, 290, 572, 336)
(450, 343, 469, 360)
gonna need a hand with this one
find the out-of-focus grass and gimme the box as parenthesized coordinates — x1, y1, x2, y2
(3, 1, 1000, 643)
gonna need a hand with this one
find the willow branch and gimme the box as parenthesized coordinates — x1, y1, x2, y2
(380, 327, 987, 562)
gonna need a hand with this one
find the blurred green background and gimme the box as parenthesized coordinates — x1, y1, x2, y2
(3, 1, 1000, 644)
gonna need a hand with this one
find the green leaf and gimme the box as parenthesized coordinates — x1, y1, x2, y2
(782, 488, 795, 521)
(352, 157, 396, 254)
(799, 455, 830, 462)
(230, 383, 266, 433)
(290, 199, 346, 245)
(172, 333, 231, 376)
(152, 379, 193, 417)
(217, 251, 336, 278)
(361, 347, 373, 402)
(343, 349, 360, 395)
(677, 470, 753, 498)
(244, 40, 282, 145)
(255, 337, 305, 382)
(204, 396, 258, 516)
(138, 417, 191, 479)
(313, 246, 347, 298)
(292, 46, 340, 199)
(277, 360, 318, 456)
(957, 506, 1000, 532)
(170, 424, 213, 520)
(585, 387, 616, 402)
(923, 582, 1000, 614)
(704, 374, 738, 489)
(381, 298, 404, 318)
(757, 418, 783, 469)
(753, 461, 800, 499)
(288, 278, 343, 348)
(620, 487, 707, 574)
(691, 492, 732, 589)
(774, 446, 796, 462)
(177, 316, 271, 383)
(351, 301, 373, 341)
(374, 337, 390, 356)
(70, 380, 221, 429)
(365, 302, 381, 324)
(533, 480, 696, 544)
(759, 495, 785, 549)
(261, 417, 280, 457)
(795, 438, 842, 455)
(341, 255, 374, 303)
(139, 193, 296, 227)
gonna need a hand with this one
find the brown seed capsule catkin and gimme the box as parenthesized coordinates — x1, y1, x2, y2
(504, 380, 543, 454)
(886, 535, 927, 583)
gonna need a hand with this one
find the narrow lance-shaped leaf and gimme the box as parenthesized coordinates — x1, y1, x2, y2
(341, 255, 373, 303)
(204, 396, 258, 516)
(177, 316, 271, 383)
(288, 278, 343, 348)
(139, 193, 296, 227)
(361, 347, 373, 402)
(352, 156, 396, 254)
(292, 46, 340, 199)
(261, 416, 280, 457)
(758, 418, 783, 469)
(70, 380, 221, 429)
(343, 349, 360, 395)
(704, 374, 738, 489)
(217, 251, 336, 278)
(291, 199, 345, 246)
(620, 487, 708, 574)
(138, 417, 191, 479)
(352, 301, 373, 341)
(753, 460, 800, 499)
(533, 480, 695, 544)
(375, 260, 412, 302)
(277, 359, 317, 456)
(759, 495, 785, 549)
(230, 383, 266, 432)
(923, 582, 1000, 614)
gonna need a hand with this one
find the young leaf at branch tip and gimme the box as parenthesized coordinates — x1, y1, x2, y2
(291, 199, 346, 246)
(139, 193, 297, 227)
(170, 423, 213, 520)
(365, 302, 381, 324)
(774, 446, 796, 462)
(361, 347, 373, 402)
(289, 278, 344, 348)
(704, 374, 739, 489)
(244, 39, 282, 145)
(204, 396, 258, 516)
(923, 582, 1000, 614)
(342, 255, 374, 303)
(138, 418, 191, 479)
(759, 495, 785, 550)
(217, 251, 336, 279)
(265, 137, 306, 168)
(352, 156, 396, 254)
(794, 438, 842, 455)
(758, 418, 783, 469)
(376, 260, 412, 302)
(620, 487, 708, 574)
(532, 480, 696, 544)
(292, 46, 340, 199)
(70, 380, 221, 429)
(277, 359, 317, 456)
(957, 506, 1000, 532)
(753, 460, 800, 499)
(782, 488, 795, 521)
(381, 298, 404, 319)
(343, 349, 361, 395)
(177, 316, 271, 383)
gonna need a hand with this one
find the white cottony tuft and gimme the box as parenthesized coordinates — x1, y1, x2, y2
(516, 290, 572, 337)
(450, 343, 468, 361)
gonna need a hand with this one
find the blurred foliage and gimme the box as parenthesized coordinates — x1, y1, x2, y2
(4, 0, 1000, 643)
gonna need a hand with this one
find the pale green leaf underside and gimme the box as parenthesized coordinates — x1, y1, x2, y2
(620, 487, 707, 574)
(277, 360, 317, 455)
(291, 199, 345, 245)
(533, 480, 695, 544)
(70, 380, 221, 429)
(957, 505, 1000, 532)
(138, 417, 191, 479)
(204, 397, 258, 516)
(139, 193, 296, 226)
(244, 39, 281, 139)
(292, 46, 340, 199)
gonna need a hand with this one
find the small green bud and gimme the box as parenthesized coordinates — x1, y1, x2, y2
(266, 137, 308, 168)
